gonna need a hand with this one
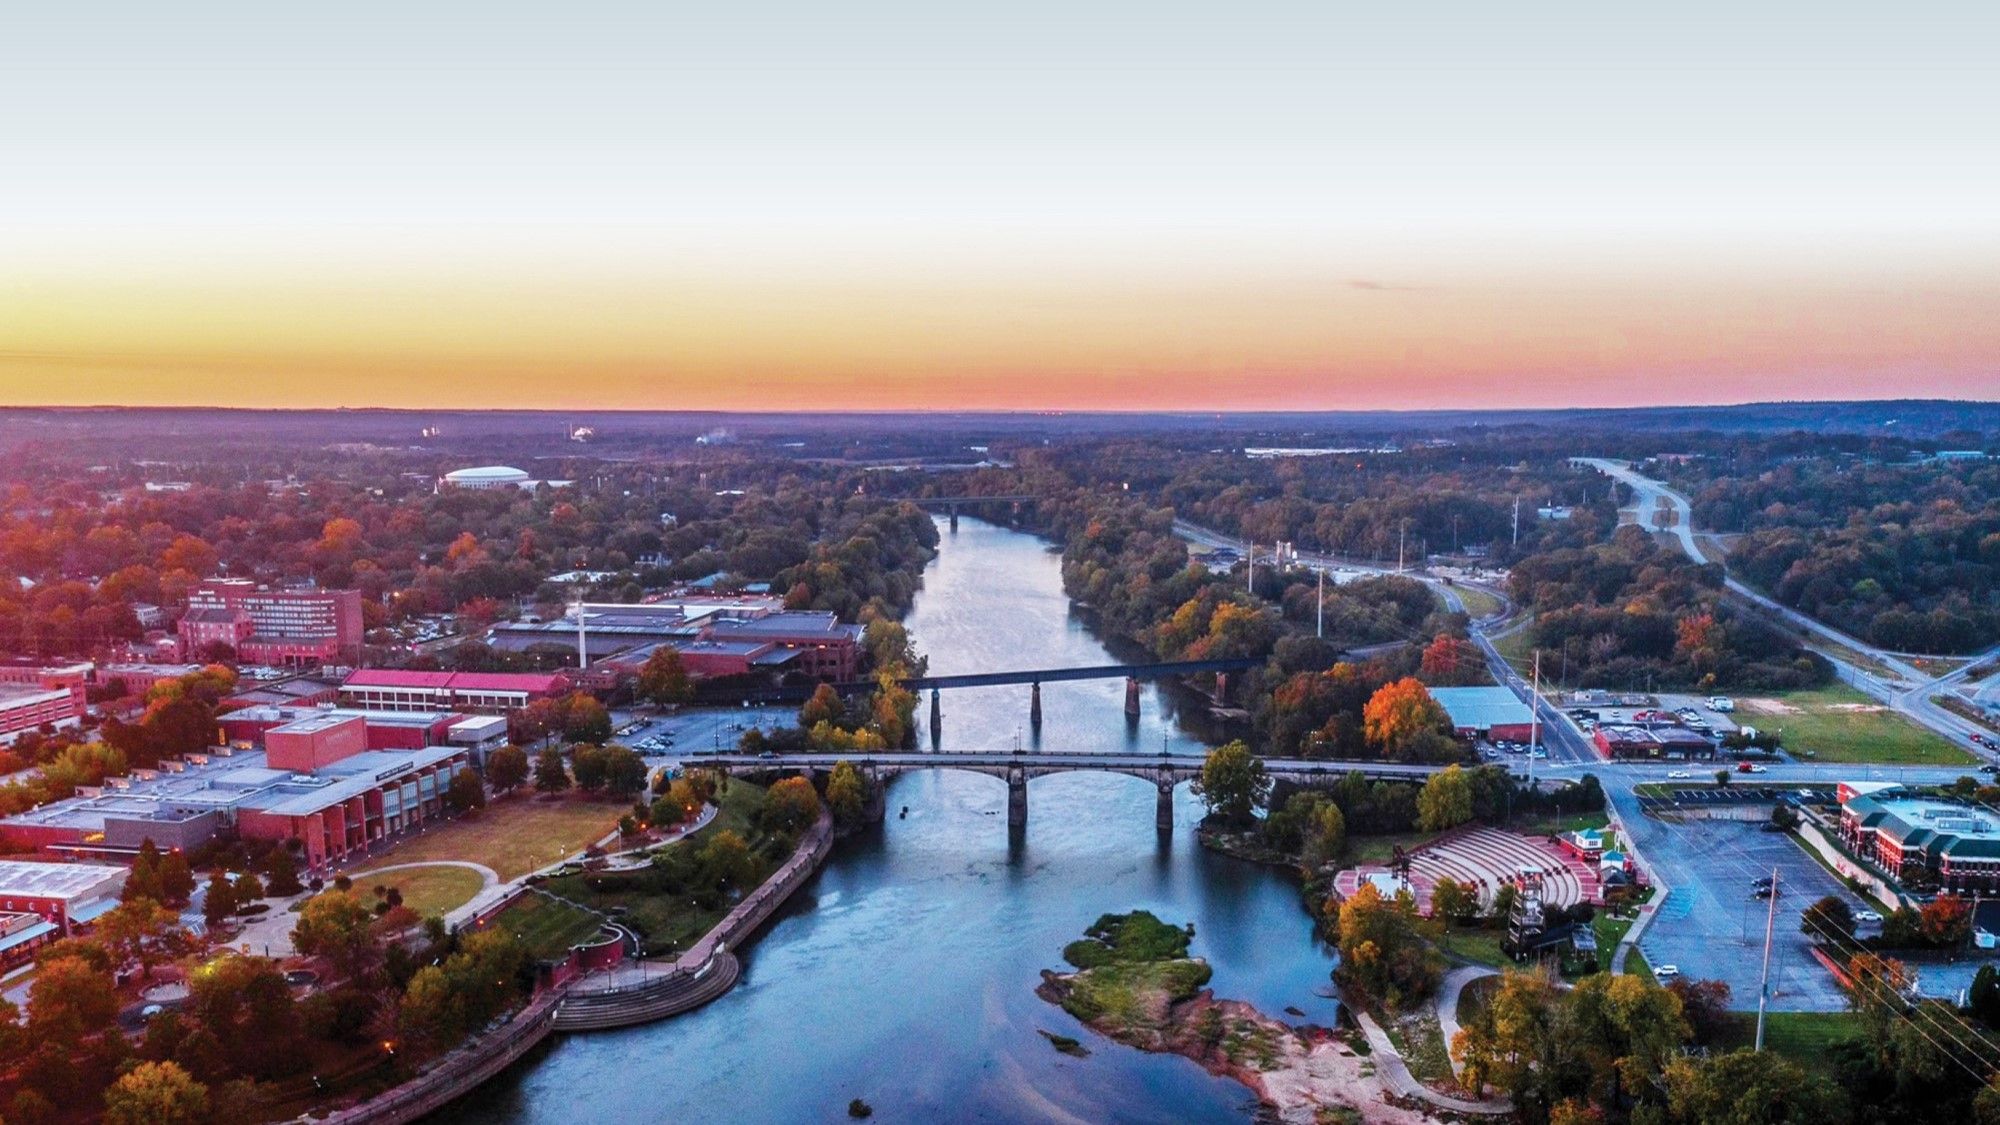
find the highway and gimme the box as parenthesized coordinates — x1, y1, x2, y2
(1578, 458, 1998, 756)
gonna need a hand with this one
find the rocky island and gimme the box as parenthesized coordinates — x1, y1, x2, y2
(1037, 912, 1435, 1124)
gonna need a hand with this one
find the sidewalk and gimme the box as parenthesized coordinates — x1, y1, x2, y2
(1347, 1002, 1512, 1117)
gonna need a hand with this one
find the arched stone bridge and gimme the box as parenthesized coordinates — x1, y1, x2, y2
(695, 751, 1445, 832)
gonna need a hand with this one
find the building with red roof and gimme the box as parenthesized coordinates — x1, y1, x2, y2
(338, 669, 573, 714)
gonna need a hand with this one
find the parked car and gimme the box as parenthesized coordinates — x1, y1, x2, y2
(1854, 910, 1883, 924)
(1668, 770, 1692, 779)
(1653, 964, 1680, 979)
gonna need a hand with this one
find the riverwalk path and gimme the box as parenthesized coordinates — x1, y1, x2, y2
(1347, 1001, 1512, 1117)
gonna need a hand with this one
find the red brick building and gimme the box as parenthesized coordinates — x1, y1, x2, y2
(338, 669, 573, 713)
(0, 663, 88, 745)
(178, 579, 364, 666)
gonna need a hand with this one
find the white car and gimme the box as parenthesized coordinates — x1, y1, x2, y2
(1746, 764, 1768, 774)
(1854, 910, 1883, 924)
(1652, 964, 1680, 980)
(1668, 770, 1692, 779)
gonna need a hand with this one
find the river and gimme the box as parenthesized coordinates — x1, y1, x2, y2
(441, 517, 1336, 1123)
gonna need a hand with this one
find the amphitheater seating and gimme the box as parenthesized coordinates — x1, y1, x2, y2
(1333, 825, 1604, 914)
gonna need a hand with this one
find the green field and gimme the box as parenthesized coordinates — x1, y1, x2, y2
(1740, 687, 1976, 765)
(489, 891, 606, 959)
(346, 864, 486, 918)
(1347, 830, 1437, 865)
(1438, 927, 1506, 968)
(1714, 1011, 1862, 1073)
(1452, 585, 1505, 620)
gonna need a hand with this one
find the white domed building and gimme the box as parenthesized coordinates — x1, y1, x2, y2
(440, 465, 532, 491)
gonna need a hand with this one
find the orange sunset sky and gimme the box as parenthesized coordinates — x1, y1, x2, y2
(4, 2, 1997, 411)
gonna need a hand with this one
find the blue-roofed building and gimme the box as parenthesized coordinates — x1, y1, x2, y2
(1428, 686, 1537, 742)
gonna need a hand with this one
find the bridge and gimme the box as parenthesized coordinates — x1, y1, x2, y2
(691, 751, 1444, 832)
(737, 657, 1264, 736)
(902, 494, 1039, 530)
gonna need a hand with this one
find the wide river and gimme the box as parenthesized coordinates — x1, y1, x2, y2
(443, 517, 1336, 1122)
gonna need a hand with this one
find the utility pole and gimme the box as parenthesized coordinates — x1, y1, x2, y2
(1529, 650, 1540, 788)
(1512, 497, 1521, 547)
(572, 589, 588, 669)
(1398, 522, 1407, 573)
(1755, 867, 1781, 1050)
(1316, 567, 1325, 639)
(1247, 543, 1255, 594)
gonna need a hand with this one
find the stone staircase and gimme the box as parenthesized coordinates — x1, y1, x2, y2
(552, 952, 741, 1031)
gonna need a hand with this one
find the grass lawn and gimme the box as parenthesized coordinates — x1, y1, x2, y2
(1511, 811, 1610, 838)
(1348, 831, 1437, 865)
(1490, 619, 1536, 677)
(1622, 945, 1652, 979)
(1385, 1012, 1458, 1090)
(1453, 586, 1505, 620)
(346, 864, 486, 918)
(1740, 687, 1976, 765)
(360, 795, 625, 881)
(1439, 927, 1507, 968)
(490, 891, 607, 959)
(1714, 1011, 1861, 1073)
(539, 779, 776, 956)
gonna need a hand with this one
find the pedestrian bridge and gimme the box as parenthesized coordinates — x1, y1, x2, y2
(693, 751, 1444, 831)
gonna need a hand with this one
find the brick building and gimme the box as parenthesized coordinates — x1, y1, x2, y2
(178, 579, 364, 666)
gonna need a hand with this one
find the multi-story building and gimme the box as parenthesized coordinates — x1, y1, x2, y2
(0, 860, 128, 934)
(1839, 785, 2000, 895)
(337, 669, 573, 714)
(178, 579, 364, 666)
(0, 663, 89, 745)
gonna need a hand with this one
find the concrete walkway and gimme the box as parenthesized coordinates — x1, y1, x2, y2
(1347, 1003, 1513, 1117)
(1435, 965, 1497, 1080)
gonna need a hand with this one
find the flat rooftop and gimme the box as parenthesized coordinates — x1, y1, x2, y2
(0, 860, 127, 899)
(224, 705, 462, 729)
(1428, 686, 1535, 728)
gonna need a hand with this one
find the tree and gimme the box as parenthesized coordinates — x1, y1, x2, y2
(128, 840, 164, 902)
(262, 846, 304, 897)
(233, 872, 263, 903)
(292, 890, 377, 977)
(602, 747, 649, 799)
(1417, 764, 1475, 832)
(104, 1060, 209, 1125)
(1334, 881, 1443, 1006)
(559, 693, 613, 745)
(1920, 893, 1973, 947)
(1431, 877, 1476, 926)
(447, 768, 488, 813)
(1302, 800, 1346, 870)
(1843, 952, 1916, 1053)
(699, 829, 759, 890)
(28, 951, 119, 1042)
(1191, 741, 1270, 827)
(826, 760, 868, 827)
(157, 849, 196, 905)
(1972, 964, 2000, 1030)
(1420, 634, 1484, 686)
(187, 954, 303, 1079)
(534, 747, 571, 794)
(96, 897, 181, 980)
(799, 683, 844, 730)
(486, 745, 530, 793)
(1800, 895, 1856, 947)
(570, 745, 608, 793)
(1362, 678, 1455, 760)
(201, 872, 236, 929)
(763, 776, 822, 833)
(1715, 768, 1732, 787)
(1665, 977, 1734, 1047)
(637, 646, 695, 706)
(1664, 1047, 1839, 1124)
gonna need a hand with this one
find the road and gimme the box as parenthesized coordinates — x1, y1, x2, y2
(1577, 458, 1998, 756)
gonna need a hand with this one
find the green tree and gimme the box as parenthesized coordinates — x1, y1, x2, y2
(1335, 881, 1443, 1005)
(262, 846, 304, 897)
(602, 747, 649, 799)
(187, 955, 304, 1079)
(1302, 800, 1347, 870)
(1192, 741, 1270, 827)
(104, 1060, 209, 1125)
(826, 760, 868, 827)
(570, 745, 608, 793)
(1417, 764, 1475, 832)
(1430, 878, 1476, 926)
(699, 828, 759, 890)
(96, 897, 181, 981)
(156, 848, 196, 906)
(534, 747, 571, 794)
(485, 745, 530, 793)
(1663, 1047, 1839, 1124)
(447, 768, 488, 813)
(292, 890, 377, 977)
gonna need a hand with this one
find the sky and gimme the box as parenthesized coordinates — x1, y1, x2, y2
(2, 1, 1997, 411)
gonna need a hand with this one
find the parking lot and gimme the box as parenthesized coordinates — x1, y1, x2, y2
(615, 704, 798, 759)
(1625, 806, 1868, 1011)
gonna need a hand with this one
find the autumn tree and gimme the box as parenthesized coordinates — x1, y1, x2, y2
(1363, 677, 1458, 761)
(1302, 800, 1346, 870)
(1334, 880, 1443, 1006)
(1419, 634, 1485, 686)
(1417, 764, 1474, 832)
(1920, 892, 1973, 947)
(1663, 1047, 1839, 1124)
(799, 683, 844, 730)
(96, 897, 183, 981)
(486, 745, 530, 793)
(104, 1060, 209, 1125)
(762, 776, 822, 834)
(1192, 740, 1270, 827)
(699, 828, 759, 890)
(1430, 878, 1477, 926)
(826, 760, 869, 827)
(636, 645, 695, 706)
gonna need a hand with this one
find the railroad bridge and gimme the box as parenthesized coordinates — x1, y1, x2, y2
(695, 751, 1443, 832)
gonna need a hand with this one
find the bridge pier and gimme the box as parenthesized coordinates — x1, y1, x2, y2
(1156, 779, 1174, 833)
(929, 688, 942, 748)
(1029, 682, 1042, 729)
(948, 505, 960, 532)
(1007, 765, 1027, 828)
(1214, 672, 1230, 703)
(1124, 677, 1141, 718)
(863, 766, 887, 823)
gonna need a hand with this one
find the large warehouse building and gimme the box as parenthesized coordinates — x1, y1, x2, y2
(1429, 686, 1537, 743)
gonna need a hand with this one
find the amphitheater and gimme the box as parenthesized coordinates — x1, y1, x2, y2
(1332, 824, 1604, 914)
